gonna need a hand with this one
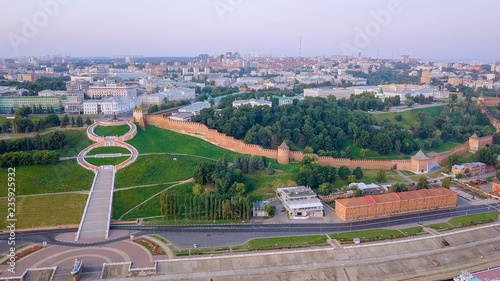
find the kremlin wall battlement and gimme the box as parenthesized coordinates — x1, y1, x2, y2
(137, 110, 493, 173)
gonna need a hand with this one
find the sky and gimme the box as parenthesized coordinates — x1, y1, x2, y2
(1, 0, 499, 62)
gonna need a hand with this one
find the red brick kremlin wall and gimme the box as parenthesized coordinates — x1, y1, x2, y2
(143, 114, 492, 172)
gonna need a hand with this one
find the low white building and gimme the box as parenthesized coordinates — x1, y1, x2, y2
(178, 101, 211, 116)
(168, 112, 194, 122)
(276, 186, 324, 218)
(232, 99, 272, 108)
(160, 88, 196, 102)
(83, 97, 138, 115)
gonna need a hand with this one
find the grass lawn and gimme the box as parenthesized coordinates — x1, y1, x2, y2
(246, 172, 297, 201)
(347, 141, 414, 160)
(233, 235, 328, 251)
(113, 183, 173, 219)
(372, 106, 444, 126)
(121, 196, 162, 220)
(94, 125, 130, 137)
(85, 156, 130, 166)
(399, 226, 425, 236)
(448, 211, 498, 227)
(0, 193, 87, 230)
(128, 125, 240, 161)
(114, 155, 207, 188)
(330, 229, 406, 243)
(421, 140, 463, 154)
(86, 146, 130, 155)
(0, 161, 94, 197)
(118, 182, 195, 220)
(426, 222, 454, 232)
(55, 130, 94, 157)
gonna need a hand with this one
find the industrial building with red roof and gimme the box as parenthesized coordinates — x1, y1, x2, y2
(334, 188, 457, 221)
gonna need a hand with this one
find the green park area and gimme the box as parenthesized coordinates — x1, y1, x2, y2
(175, 235, 328, 256)
(330, 227, 425, 244)
(85, 156, 130, 166)
(0, 193, 88, 230)
(94, 125, 130, 137)
(0, 160, 94, 197)
(86, 146, 130, 155)
(427, 211, 499, 232)
(372, 106, 444, 126)
(127, 126, 240, 160)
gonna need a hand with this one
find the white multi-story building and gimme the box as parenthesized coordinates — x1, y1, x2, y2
(276, 186, 324, 218)
(38, 90, 84, 113)
(160, 88, 196, 102)
(87, 84, 139, 98)
(232, 99, 272, 108)
(82, 97, 138, 115)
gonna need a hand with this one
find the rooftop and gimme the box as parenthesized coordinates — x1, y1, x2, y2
(336, 188, 456, 208)
(412, 150, 430, 160)
(277, 186, 317, 198)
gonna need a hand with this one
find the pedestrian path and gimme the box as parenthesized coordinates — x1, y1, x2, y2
(76, 168, 115, 240)
(74, 120, 139, 241)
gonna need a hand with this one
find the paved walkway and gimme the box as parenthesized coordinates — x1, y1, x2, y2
(76, 168, 115, 241)
(74, 121, 140, 241)
(395, 170, 415, 184)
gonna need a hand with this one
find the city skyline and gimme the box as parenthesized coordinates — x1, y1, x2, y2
(1, 0, 499, 62)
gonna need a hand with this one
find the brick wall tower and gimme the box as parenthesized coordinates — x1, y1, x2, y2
(277, 141, 290, 164)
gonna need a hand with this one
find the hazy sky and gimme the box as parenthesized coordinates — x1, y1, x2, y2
(1, 0, 499, 61)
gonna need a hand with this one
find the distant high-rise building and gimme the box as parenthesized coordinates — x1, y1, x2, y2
(198, 54, 209, 61)
(125, 56, 136, 65)
(401, 55, 411, 64)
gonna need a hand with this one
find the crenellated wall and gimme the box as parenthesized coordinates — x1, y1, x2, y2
(144, 115, 493, 173)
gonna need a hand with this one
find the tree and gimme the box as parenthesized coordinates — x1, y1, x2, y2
(222, 154, 228, 167)
(390, 183, 407, 192)
(441, 177, 451, 188)
(264, 204, 275, 217)
(353, 167, 363, 179)
(85, 117, 92, 126)
(360, 148, 369, 158)
(395, 114, 402, 121)
(15, 106, 32, 118)
(417, 177, 429, 189)
(318, 183, 333, 195)
(496, 169, 500, 180)
(304, 146, 314, 153)
(193, 184, 204, 195)
(44, 114, 60, 126)
(347, 175, 357, 184)
(376, 170, 386, 182)
(76, 116, 83, 127)
(61, 115, 69, 128)
(338, 166, 351, 181)
(448, 154, 459, 166)
(354, 188, 364, 197)
(267, 162, 274, 175)
(70, 116, 76, 127)
(474, 146, 496, 165)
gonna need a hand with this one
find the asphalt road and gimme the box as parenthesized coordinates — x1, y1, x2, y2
(1, 203, 498, 252)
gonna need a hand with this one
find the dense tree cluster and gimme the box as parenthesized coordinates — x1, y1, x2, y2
(160, 193, 251, 221)
(232, 155, 266, 174)
(193, 162, 244, 199)
(0, 150, 59, 167)
(0, 131, 68, 154)
(474, 145, 500, 165)
(338, 92, 400, 111)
